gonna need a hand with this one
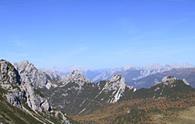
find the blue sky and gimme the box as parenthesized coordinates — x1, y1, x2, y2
(0, 0, 195, 69)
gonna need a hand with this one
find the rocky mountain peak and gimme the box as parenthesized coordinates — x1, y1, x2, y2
(71, 69, 83, 77)
(104, 74, 126, 91)
(15, 60, 37, 74)
(0, 60, 26, 108)
(0, 59, 21, 87)
(162, 76, 177, 85)
(15, 60, 35, 72)
(110, 74, 123, 82)
(63, 70, 89, 87)
(0, 60, 51, 112)
(18, 60, 31, 65)
(99, 75, 127, 103)
(14, 60, 52, 89)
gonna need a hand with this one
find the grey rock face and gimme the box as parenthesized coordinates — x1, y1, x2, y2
(0, 59, 21, 86)
(100, 75, 127, 103)
(102, 75, 126, 92)
(22, 82, 51, 112)
(42, 71, 135, 114)
(0, 59, 24, 107)
(13, 61, 55, 112)
(62, 70, 90, 88)
(0, 60, 51, 112)
(14, 60, 52, 89)
(6, 90, 26, 108)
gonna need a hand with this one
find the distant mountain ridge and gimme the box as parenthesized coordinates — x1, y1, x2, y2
(81, 64, 195, 88)
(11, 60, 135, 115)
(1, 59, 195, 124)
(13, 60, 195, 89)
(40, 72, 135, 115)
(13, 60, 195, 114)
(84, 64, 194, 81)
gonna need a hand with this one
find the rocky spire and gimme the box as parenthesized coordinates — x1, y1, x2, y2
(103, 74, 126, 92)
(14, 60, 52, 89)
(63, 69, 90, 87)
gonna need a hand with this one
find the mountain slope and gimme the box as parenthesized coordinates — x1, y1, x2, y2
(2, 59, 195, 124)
(0, 59, 73, 124)
(40, 72, 135, 115)
(71, 76, 195, 124)
(0, 87, 44, 124)
(14, 60, 60, 89)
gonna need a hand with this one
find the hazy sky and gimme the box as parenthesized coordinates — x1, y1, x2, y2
(0, 0, 195, 69)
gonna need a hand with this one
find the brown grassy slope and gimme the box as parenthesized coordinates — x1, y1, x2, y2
(151, 106, 195, 124)
(71, 95, 195, 124)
